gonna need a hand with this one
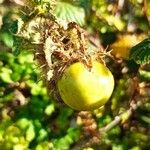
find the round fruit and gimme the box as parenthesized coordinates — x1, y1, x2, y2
(57, 61, 114, 110)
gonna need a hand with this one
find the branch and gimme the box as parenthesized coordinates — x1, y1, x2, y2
(100, 100, 143, 134)
(71, 100, 143, 150)
(100, 116, 121, 133)
(71, 82, 149, 150)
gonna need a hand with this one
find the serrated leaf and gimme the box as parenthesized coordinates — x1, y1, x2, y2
(129, 38, 150, 64)
(55, 2, 85, 26)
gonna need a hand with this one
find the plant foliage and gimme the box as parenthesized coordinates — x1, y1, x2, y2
(129, 38, 150, 64)
(0, 0, 150, 150)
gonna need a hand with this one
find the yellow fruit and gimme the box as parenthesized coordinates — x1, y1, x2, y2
(57, 61, 114, 110)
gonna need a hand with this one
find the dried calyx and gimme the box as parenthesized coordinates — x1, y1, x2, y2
(16, 8, 104, 102)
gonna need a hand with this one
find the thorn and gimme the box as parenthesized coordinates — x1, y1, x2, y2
(32, 41, 43, 44)
(38, 74, 46, 82)
(35, 52, 43, 55)
(39, 64, 47, 69)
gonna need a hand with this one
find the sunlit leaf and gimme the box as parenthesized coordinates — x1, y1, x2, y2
(139, 70, 150, 81)
(0, 67, 13, 83)
(55, 2, 85, 26)
(0, 32, 13, 48)
(26, 123, 35, 142)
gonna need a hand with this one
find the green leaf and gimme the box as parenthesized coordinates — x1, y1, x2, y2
(112, 144, 124, 150)
(140, 115, 150, 124)
(0, 32, 13, 48)
(44, 104, 55, 116)
(2, 15, 18, 34)
(12, 36, 24, 56)
(9, 20, 18, 34)
(129, 38, 150, 64)
(26, 123, 35, 142)
(16, 118, 31, 130)
(0, 67, 13, 83)
(37, 129, 48, 141)
(12, 36, 34, 56)
(139, 70, 150, 81)
(55, 2, 85, 26)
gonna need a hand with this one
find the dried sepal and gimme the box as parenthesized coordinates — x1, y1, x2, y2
(15, 9, 107, 102)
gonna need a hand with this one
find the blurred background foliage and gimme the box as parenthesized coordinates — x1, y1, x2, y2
(0, 0, 150, 150)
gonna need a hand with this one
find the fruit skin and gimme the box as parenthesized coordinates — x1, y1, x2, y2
(57, 61, 114, 110)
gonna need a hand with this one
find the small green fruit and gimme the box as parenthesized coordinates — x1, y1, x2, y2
(57, 61, 114, 110)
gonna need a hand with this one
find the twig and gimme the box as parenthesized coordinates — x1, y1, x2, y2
(71, 81, 150, 150)
(100, 116, 121, 133)
(116, 0, 125, 17)
(100, 100, 143, 134)
(71, 100, 143, 150)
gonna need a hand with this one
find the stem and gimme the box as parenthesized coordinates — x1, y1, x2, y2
(71, 90, 148, 150)
(71, 104, 138, 150)
(100, 116, 121, 133)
